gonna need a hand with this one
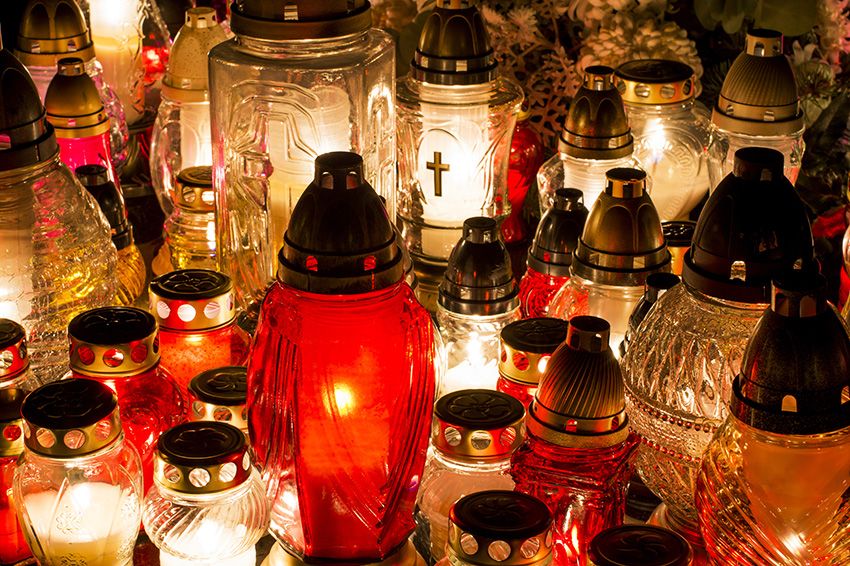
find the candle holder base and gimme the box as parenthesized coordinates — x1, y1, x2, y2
(262, 540, 425, 566)
(648, 503, 708, 565)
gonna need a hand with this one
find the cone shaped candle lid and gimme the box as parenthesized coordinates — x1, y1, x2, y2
(163, 8, 227, 102)
(682, 147, 813, 303)
(615, 59, 696, 105)
(45, 57, 109, 137)
(572, 168, 670, 286)
(0, 48, 58, 170)
(15, 0, 95, 66)
(76, 164, 132, 250)
(529, 316, 628, 448)
(439, 217, 519, 315)
(278, 152, 402, 294)
(712, 29, 803, 136)
(560, 66, 633, 159)
(528, 188, 589, 277)
(231, 0, 371, 40)
(412, 0, 497, 85)
(732, 272, 850, 434)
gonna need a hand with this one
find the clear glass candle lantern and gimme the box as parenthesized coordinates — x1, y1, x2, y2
(45, 57, 120, 187)
(150, 269, 250, 395)
(696, 273, 850, 565)
(0, 47, 117, 386)
(548, 168, 670, 352)
(14, 378, 143, 566)
(537, 66, 637, 213)
(619, 272, 680, 358)
(143, 421, 270, 566)
(0, 388, 29, 564)
(248, 153, 437, 563)
(707, 30, 805, 189)
(14, 0, 128, 170)
(589, 526, 693, 566)
(397, 0, 522, 310)
(68, 306, 186, 492)
(497, 318, 568, 409)
(512, 316, 639, 566)
(518, 188, 588, 318)
(0, 319, 33, 389)
(211, 0, 395, 314)
(621, 148, 814, 549)
(437, 491, 553, 566)
(614, 59, 710, 221)
(150, 8, 227, 213)
(437, 217, 521, 397)
(76, 164, 147, 306)
(414, 389, 525, 564)
(189, 366, 248, 435)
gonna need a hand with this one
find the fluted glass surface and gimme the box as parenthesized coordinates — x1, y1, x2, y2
(707, 125, 805, 190)
(537, 153, 639, 214)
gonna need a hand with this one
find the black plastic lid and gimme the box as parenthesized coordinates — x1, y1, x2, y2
(450, 490, 552, 542)
(528, 188, 589, 276)
(435, 389, 525, 430)
(411, 0, 497, 86)
(439, 217, 519, 315)
(0, 318, 25, 350)
(615, 59, 694, 85)
(157, 421, 245, 467)
(683, 148, 813, 303)
(501, 318, 569, 354)
(731, 271, 850, 434)
(76, 164, 132, 250)
(662, 221, 695, 247)
(189, 366, 247, 406)
(588, 525, 693, 566)
(230, 0, 371, 41)
(68, 306, 156, 345)
(278, 152, 402, 294)
(0, 48, 58, 171)
(22, 378, 116, 430)
(150, 269, 233, 301)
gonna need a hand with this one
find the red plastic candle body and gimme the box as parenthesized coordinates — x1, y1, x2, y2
(0, 388, 30, 564)
(158, 325, 249, 391)
(518, 267, 569, 319)
(56, 132, 117, 184)
(502, 112, 544, 244)
(0, 455, 30, 563)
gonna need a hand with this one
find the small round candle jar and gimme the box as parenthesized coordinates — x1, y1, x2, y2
(414, 389, 525, 563)
(0, 388, 30, 564)
(497, 318, 568, 409)
(589, 525, 693, 566)
(0, 319, 33, 389)
(436, 490, 553, 566)
(150, 269, 250, 394)
(189, 366, 248, 435)
(14, 378, 143, 566)
(68, 306, 186, 492)
(143, 421, 270, 566)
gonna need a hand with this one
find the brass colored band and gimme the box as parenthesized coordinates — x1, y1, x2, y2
(558, 131, 633, 159)
(51, 119, 110, 138)
(498, 342, 549, 386)
(447, 522, 553, 566)
(527, 403, 629, 449)
(23, 408, 122, 458)
(616, 75, 695, 105)
(150, 292, 236, 332)
(160, 83, 209, 103)
(0, 417, 24, 457)
(70, 331, 160, 377)
(173, 175, 215, 212)
(190, 400, 249, 433)
(710, 105, 804, 137)
(432, 418, 525, 460)
(15, 42, 95, 68)
(154, 449, 251, 494)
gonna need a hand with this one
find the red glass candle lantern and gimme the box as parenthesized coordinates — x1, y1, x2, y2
(150, 269, 250, 394)
(189, 366, 248, 435)
(0, 388, 30, 564)
(44, 57, 120, 187)
(0, 319, 33, 389)
(518, 188, 588, 318)
(68, 306, 186, 492)
(512, 316, 639, 566)
(503, 107, 545, 244)
(497, 317, 568, 409)
(248, 152, 438, 563)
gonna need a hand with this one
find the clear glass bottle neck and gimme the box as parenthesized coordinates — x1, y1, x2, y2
(235, 32, 369, 56)
(431, 447, 513, 472)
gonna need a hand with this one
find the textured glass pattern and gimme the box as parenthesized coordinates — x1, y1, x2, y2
(436, 306, 521, 397)
(537, 153, 639, 214)
(518, 267, 569, 319)
(707, 125, 805, 190)
(115, 244, 147, 306)
(0, 158, 117, 386)
(161, 207, 218, 272)
(697, 418, 850, 565)
(211, 34, 396, 311)
(414, 450, 515, 564)
(621, 283, 764, 527)
(14, 436, 143, 566)
(143, 470, 269, 563)
(626, 102, 711, 221)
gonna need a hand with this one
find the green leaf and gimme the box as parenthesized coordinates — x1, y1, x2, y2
(754, 0, 817, 37)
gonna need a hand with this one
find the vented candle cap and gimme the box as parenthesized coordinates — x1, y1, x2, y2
(0, 388, 26, 457)
(529, 316, 628, 448)
(162, 8, 227, 102)
(589, 525, 693, 566)
(528, 188, 589, 276)
(45, 57, 109, 138)
(172, 166, 214, 212)
(150, 269, 236, 331)
(559, 66, 633, 159)
(76, 164, 132, 250)
(499, 318, 568, 387)
(0, 319, 30, 383)
(189, 366, 248, 432)
(68, 307, 160, 376)
(15, 0, 95, 67)
(614, 59, 696, 105)
(230, 0, 371, 41)
(732, 272, 850, 434)
(433, 389, 525, 460)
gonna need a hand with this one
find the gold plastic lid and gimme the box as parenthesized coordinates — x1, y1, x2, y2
(21, 379, 122, 458)
(432, 390, 525, 460)
(44, 57, 109, 138)
(448, 491, 553, 566)
(711, 29, 804, 136)
(499, 318, 568, 386)
(15, 0, 95, 67)
(150, 269, 236, 331)
(0, 388, 26, 458)
(68, 307, 161, 377)
(0, 319, 30, 382)
(162, 8, 227, 103)
(614, 59, 696, 105)
(172, 166, 215, 212)
(189, 366, 248, 432)
(154, 421, 251, 494)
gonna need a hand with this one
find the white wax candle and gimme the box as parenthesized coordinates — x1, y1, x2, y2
(179, 102, 214, 170)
